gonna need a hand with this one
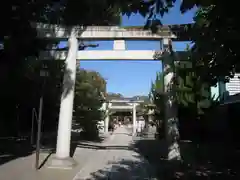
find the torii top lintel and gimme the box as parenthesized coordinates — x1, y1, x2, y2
(34, 23, 192, 41)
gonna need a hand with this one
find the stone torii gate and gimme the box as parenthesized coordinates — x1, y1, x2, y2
(101, 99, 144, 135)
(36, 24, 186, 168)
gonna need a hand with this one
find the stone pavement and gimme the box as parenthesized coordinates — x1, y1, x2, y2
(0, 133, 111, 180)
(0, 127, 156, 180)
(73, 126, 156, 180)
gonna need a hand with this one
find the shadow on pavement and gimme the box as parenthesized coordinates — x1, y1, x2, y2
(74, 143, 133, 151)
(73, 130, 158, 180)
(0, 134, 57, 168)
(133, 138, 240, 180)
(70, 132, 133, 153)
(70, 131, 109, 157)
(112, 132, 133, 136)
(0, 131, 107, 168)
(0, 137, 35, 166)
(87, 156, 157, 180)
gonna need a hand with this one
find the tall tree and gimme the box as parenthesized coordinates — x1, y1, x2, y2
(175, 46, 212, 115)
(149, 71, 165, 132)
(190, 4, 239, 85)
(74, 68, 106, 139)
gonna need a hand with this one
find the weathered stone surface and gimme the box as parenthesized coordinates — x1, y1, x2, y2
(72, 127, 156, 180)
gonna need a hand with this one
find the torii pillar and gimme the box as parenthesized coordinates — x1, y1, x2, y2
(162, 38, 181, 161)
(132, 103, 137, 135)
(104, 102, 111, 133)
(48, 30, 78, 169)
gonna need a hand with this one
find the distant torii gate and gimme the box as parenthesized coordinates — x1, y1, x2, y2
(101, 99, 144, 135)
(36, 24, 185, 168)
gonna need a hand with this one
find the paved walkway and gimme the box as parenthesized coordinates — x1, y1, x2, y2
(0, 127, 156, 180)
(73, 126, 156, 180)
(0, 133, 111, 180)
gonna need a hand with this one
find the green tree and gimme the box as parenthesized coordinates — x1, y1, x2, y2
(0, 59, 64, 137)
(73, 68, 106, 140)
(106, 93, 124, 100)
(190, 5, 239, 85)
(175, 46, 212, 116)
(144, 0, 239, 86)
(149, 71, 165, 134)
(150, 45, 214, 140)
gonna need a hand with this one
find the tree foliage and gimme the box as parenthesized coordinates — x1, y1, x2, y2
(74, 68, 106, 139)
(149, 71, 165, 129)
(0, 60, 64, 136)
(175, 47, 212, 115)
(0, 0, 163, 138)
(190, 4, 239, 85)
(106, 92, 124, 100)
(150, 45, 213, 123)
(0, 0, 153, 66)
(144, 0, 239, 86)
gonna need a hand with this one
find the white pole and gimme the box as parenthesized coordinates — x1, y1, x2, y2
(132, 103, 137, 135)
(55, 30, 78, 159)
(104, 105, 109, 133)
(35, 97, 43, 170)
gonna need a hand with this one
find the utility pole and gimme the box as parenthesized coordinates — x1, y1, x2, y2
(35, 96, 43, 170)
(35, 70, 48, 170)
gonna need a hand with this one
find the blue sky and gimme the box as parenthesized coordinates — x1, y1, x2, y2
(68, 2, 196, 97)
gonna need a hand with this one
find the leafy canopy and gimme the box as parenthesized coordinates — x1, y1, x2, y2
(145, 1, 238, 86)
(74, 68, 106, 138)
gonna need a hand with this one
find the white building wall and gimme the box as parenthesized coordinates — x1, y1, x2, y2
(226, 73, 240, 95)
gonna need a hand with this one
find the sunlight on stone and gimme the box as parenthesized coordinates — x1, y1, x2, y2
(168, 142, 181, 160)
